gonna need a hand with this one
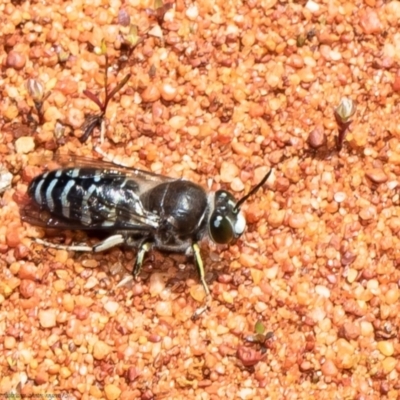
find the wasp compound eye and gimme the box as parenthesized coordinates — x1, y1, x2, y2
(209, 213, 235, 244)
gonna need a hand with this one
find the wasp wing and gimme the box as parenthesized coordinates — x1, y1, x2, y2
(57, 175, 161, 230)
(21, 203, 94, 230)
(24, 152, 177, 232)
(20, 201, 157, 233)
(52, 153, 175, 185)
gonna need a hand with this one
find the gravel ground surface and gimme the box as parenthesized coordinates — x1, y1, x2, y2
(1, 0, 400, 399)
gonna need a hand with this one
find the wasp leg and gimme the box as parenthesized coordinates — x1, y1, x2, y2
(191, 243, 211, 320)
(133, 241, 152, 277)
(116, 240, 152, 288)
(93, 234, 126, 251)
(35, 234, 125, 252)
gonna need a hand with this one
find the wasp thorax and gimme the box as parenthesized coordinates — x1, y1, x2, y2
(209, 190, 247, 244)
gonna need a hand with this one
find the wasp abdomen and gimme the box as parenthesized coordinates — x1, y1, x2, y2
(28, 168, 140, 226)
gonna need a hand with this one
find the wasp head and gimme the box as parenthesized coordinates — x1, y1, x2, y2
(208, 170, 272, 245)
(209, 191, 246, 244)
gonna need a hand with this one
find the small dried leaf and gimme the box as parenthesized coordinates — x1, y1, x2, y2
(254, 333, 266, 343)
(54, 121, 66, 139)
(244, 335, 258, 343)
(80, 114, 103, 143)
(265, 331, 274, 340)
(149, 64, 157, 78)
(297, 34, 306, 47)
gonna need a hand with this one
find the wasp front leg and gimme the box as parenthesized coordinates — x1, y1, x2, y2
(191, 243, 211, 320)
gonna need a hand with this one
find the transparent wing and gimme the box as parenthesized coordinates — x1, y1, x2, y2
(52, 153, 175, 185)
(23, 152, 174, 232)
(20, 201, 156, 232)
(61, 177, 161, 229)
(21, 203, 93, 230)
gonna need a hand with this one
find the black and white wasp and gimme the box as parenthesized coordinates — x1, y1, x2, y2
(21, 153, 272, 317)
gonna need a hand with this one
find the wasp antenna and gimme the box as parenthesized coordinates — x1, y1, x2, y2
(234, 169, 273, 212)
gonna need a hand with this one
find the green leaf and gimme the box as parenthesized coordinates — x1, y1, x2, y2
(255, 320, 265, 335)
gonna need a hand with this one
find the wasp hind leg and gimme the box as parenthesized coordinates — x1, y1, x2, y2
(191, 243, 211, 320)
(35, 234, 126, 252)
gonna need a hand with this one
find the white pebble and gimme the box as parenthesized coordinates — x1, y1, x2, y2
(39, 309, 57, 328)
(104, 301, 119, 314)
(387, 181, 398, 190)
(334, 192, 346, 203)
(329, 50, 342, 61)
(163, 8, 175, 22)
(346, 268, 358, 283)
(306, 0, 320, 12)
(149, 272, 166, 297)
(230, 177, 245, 192)
(83, 276, 99, 289)
(0, 168, 12, 193)
(321, 171, 333, 185)
(155, 301, 172, 317)
(186, 5, 199, 20)
(220, 161, 239, 183)
(254, 301, 268, 313)
(168, 115, 187, 130)
(265, 265, 279, 280)
(315, 285, 331, 298)
(148, 25, 163, 38)
(238, 388, 255, 400)
(226, 24, 239, 35)
(308, 307, 326, 322)
(15, 136, 35, 154)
